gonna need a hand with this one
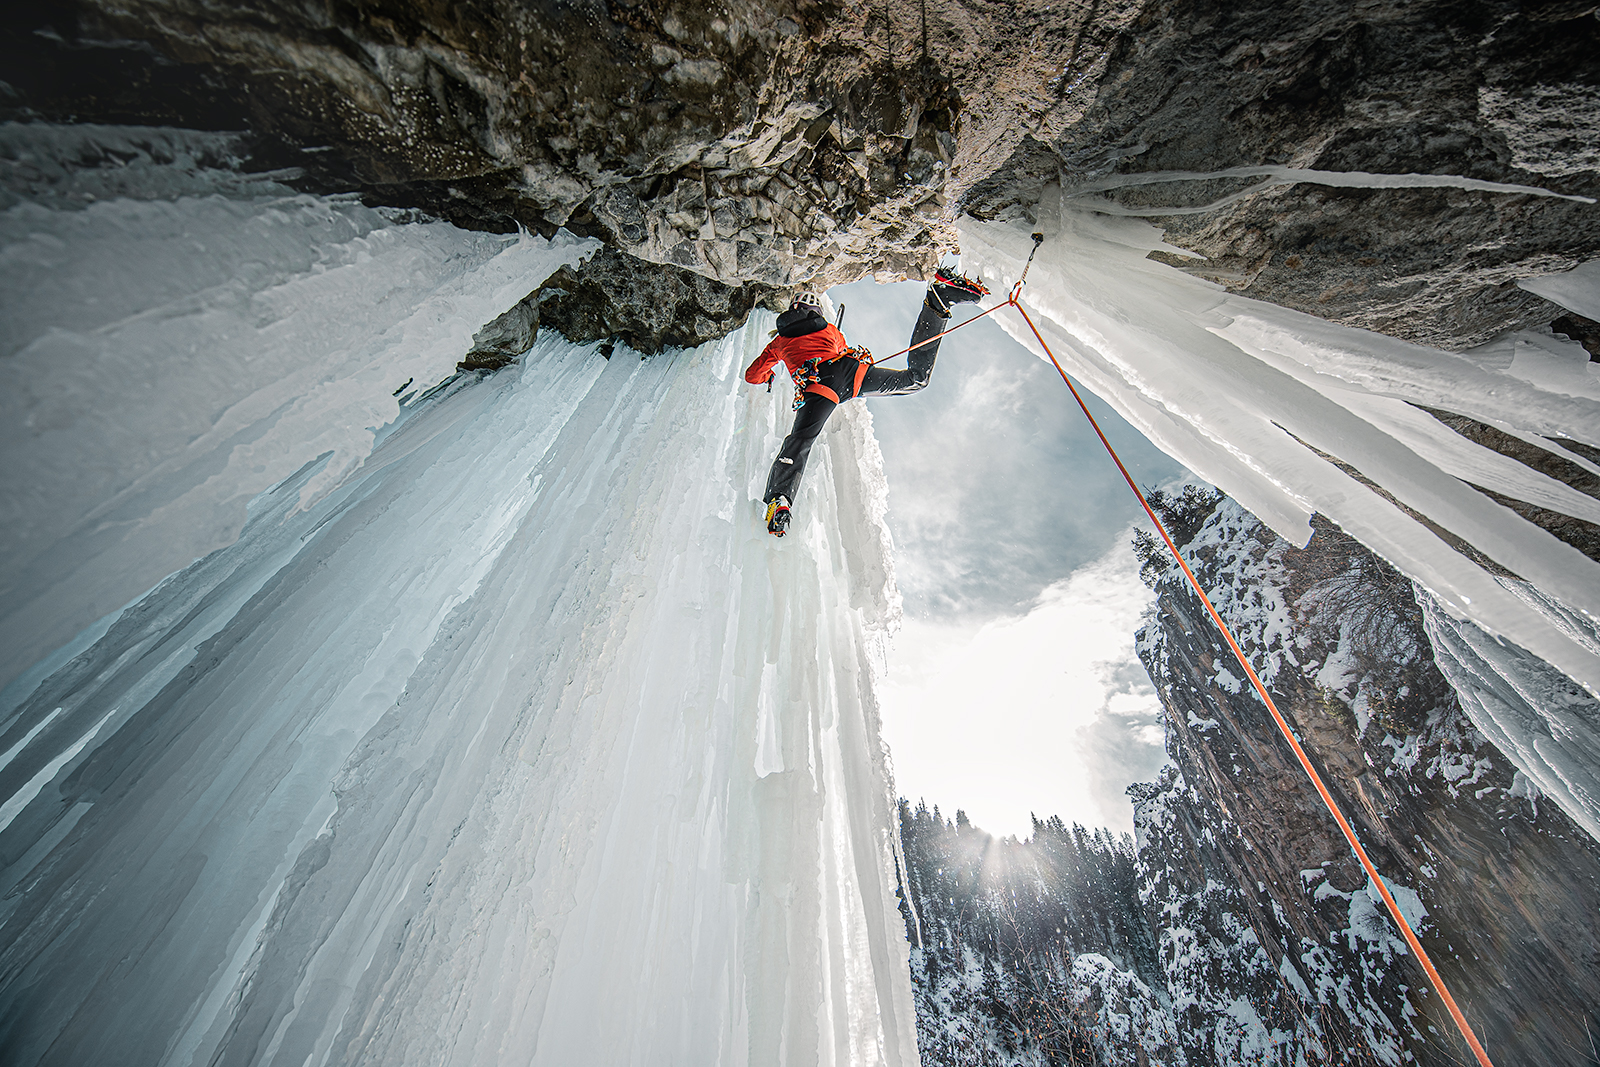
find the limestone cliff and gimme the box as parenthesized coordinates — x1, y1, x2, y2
(1134, 500, 1600, 1065)
(5, 0, 1597, 351)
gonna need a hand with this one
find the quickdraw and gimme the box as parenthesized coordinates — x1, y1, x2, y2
(792, 357, 822, 410)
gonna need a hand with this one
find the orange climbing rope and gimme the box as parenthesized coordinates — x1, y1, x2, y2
(888, 253, 1495, 1066)
(1007, 296, 1493, 1067)
(862, 297, 1013, 366)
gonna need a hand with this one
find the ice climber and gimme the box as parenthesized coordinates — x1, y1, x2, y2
(745, 269, 989, 536)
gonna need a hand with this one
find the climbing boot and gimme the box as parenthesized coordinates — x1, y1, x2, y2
(765, 496, 792, 537)
(927, 268, 990, 316)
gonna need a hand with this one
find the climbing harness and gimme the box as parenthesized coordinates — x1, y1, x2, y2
(881, 231, 1497, 1067)
(794, 346, 872, 408)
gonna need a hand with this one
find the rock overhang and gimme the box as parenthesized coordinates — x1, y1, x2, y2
(5, 0, 1598, 352)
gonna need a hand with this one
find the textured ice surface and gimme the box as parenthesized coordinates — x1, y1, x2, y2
(960, 214, 1600, 836)
(0, 323, 916, 1066)
(0, 153, 915, 1065)
(1421, 582, 1600, 840)
(0, 159, 594, 689)
(1518, 257, 1600, 321)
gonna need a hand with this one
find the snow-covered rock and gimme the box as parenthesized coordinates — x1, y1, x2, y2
(1131, 500, 1600, 1065)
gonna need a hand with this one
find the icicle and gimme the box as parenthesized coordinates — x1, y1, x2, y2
(959, 212, 1600, 842)
(0, 320, 917, 1067)
(1061, 164, 1596, 217)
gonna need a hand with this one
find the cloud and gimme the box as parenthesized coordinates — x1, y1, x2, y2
(876, 534, 1172, 838)
(827, 278, 1194, 836)
(831, 278, 1188, 621)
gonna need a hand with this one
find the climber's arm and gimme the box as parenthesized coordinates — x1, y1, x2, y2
(744, 340, 787, 385)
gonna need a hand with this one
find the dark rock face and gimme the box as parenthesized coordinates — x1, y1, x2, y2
(530, 245, 782, 354)
(1552, 310, 1600, 358)
(457, 290, 543, 372)
(1135, 501, 1600, 1064)
(979, 0, 1600, 349)
(1, 0, 967, 292)
(458, 246, 781, 367)
(12, 0, 1595, 353)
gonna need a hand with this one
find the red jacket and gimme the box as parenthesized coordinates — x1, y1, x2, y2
(744, 323, 849, 388)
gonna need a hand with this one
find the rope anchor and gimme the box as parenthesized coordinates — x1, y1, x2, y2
(1011, 231, 1044, 301)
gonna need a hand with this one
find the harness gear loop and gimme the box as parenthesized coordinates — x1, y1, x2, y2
(1006, 295, 1496, 1067)
(794, 345, 872, 408)
(793, 357, 823, 410)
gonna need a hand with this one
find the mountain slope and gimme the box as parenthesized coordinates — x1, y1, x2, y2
(1133, 500, 1600, 1064)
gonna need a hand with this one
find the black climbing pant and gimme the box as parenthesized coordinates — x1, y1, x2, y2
(763, 299, 947, 505)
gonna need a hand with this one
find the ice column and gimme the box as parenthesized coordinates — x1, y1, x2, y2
(0, 323, 915, 1062)
(960, 212, 1600, 834)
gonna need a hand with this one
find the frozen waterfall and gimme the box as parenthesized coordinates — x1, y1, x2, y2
(960, 209, 1600, 840)
(0, 171, 915, 1065)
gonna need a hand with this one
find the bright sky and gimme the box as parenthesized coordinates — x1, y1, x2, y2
(828, 277, 1192, 839)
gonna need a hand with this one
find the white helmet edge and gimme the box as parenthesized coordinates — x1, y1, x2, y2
(789, 290, 836, 322)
